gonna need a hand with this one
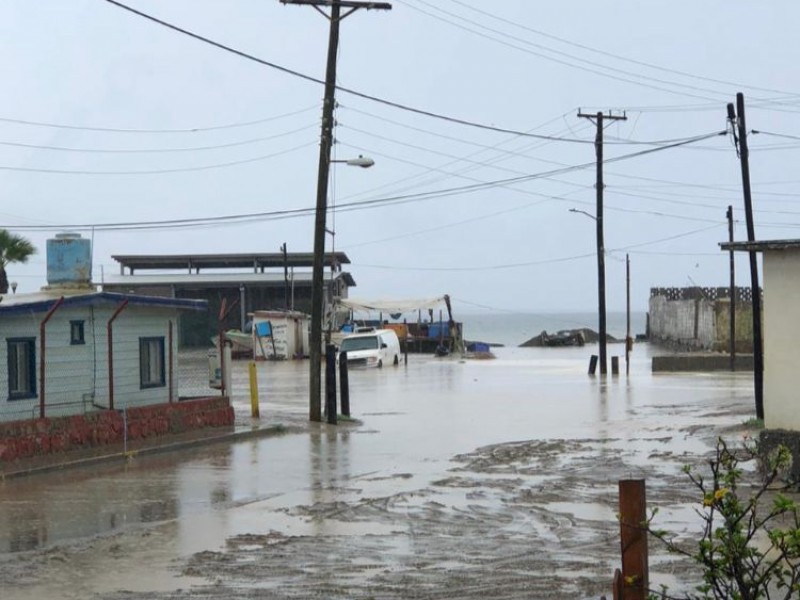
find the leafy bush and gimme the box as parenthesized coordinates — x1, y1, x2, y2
(647, 438, 800, 599)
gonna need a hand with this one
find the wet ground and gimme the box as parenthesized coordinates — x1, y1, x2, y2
(0, 344, 760, 599)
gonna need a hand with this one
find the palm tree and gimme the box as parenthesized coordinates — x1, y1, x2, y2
(0, 230, 36, 294)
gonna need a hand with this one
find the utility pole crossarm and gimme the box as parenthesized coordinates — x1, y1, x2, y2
(281, 0, 392, 10)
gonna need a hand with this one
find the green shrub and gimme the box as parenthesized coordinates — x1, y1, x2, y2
(647, 438, 800, 599)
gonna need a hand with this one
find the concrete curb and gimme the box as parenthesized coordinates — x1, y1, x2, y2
(0, 423, 298, 481)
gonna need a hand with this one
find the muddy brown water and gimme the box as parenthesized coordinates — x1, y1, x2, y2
(0, 345, 760, 599)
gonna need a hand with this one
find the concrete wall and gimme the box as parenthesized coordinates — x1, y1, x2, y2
(648, 295, 716, 349)
(763, 250, 800, 430)
(649, 288, 755, 352)
(713, 299, 754, 353)
(0, 397, 233, 465)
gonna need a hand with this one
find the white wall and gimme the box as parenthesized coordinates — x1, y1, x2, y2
(0, 303, 181, 421)
(763, 250, 800, 430)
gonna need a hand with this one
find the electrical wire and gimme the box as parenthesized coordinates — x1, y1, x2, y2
(0, 140, 316, 175)
(98, 0, 618, 145)
(0, 105, 318, 134)
(752, 130, 800, 142)
(354, 223, 727, 272)
(340, 120, 795, 219)
(399, 0, 735, 103)
(3, 130, 722, 231)
(0, 124, 318, 154)
(445, 0, 800, 100)
(336, 109, 593, 203)
(344, 108, 716, 147)
(354, 251, 597, 272)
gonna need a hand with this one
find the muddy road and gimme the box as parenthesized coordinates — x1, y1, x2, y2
(0, 346, 757, 599)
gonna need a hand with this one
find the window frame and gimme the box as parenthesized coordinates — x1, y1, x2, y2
(7, 337, 37, 401)
(139, 336, 166, 389)
(70, 320, 85, 345)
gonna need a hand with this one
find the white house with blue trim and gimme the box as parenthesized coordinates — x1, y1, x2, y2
(0, 234, 208, 423)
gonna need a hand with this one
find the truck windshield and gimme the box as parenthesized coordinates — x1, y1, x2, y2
(340, 336, 379, 352)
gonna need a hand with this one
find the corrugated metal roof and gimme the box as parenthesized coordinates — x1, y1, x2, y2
(112, 252, 350, 271)
(101, 271, 357, 287)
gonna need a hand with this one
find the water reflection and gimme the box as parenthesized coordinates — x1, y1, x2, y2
(0, 344, 752, 559)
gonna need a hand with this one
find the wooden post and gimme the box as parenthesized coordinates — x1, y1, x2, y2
(325, 343, 337, 425)
(248, 361, 260, 418)
(339, 351, 350, 417)
(612, 568, 624, 600)
(588, 354, 598, 375)
(619, 480, 649, 600)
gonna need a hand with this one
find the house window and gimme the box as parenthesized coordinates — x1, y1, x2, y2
(7, 338, 36, 400)
(139, 337, 165, 388)
(70, 320, 85, 345)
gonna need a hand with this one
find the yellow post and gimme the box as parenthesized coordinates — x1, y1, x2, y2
(248, 361, 260, 418)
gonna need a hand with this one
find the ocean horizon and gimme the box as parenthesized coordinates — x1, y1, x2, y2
(458, 311, 648, 348)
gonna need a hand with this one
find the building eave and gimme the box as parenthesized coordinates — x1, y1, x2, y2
(0, 291, 207, 316)
(720, 239, 800, 253)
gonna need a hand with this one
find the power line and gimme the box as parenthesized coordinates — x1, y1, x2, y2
(0, 105, 318, 134)
(344, 108, 715, 147)
(354, 223, 727, 273)
(0, 124, 318, 154)
(445, 0, 800, 100)
(399, 0, 734, 103)
(99, 0, 614, 144)
(336, 109, 593, 202)
(2, 130, 722, 231)
(0, 140, 316, 175)
(342, 123, 798, 218)
(752, 130, 800, 142)
(354, 251, 597, 272)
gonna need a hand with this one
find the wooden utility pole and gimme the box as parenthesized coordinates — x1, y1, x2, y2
(727, 206, 736, 372)
(281, 242, 289, 310)
(577, 110, 627, 376)
(626, 253, 631, 376)
(727, 94, 763, 420)
(280, 0, 391, 422)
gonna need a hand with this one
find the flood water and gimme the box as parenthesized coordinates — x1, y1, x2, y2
(0, 343, 755, 599)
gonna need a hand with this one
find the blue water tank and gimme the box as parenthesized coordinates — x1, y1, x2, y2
(428, 323, 450, 339)
(47, 233, 92, 286)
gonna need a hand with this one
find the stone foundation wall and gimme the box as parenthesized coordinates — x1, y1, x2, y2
(0, 397, 233, 464)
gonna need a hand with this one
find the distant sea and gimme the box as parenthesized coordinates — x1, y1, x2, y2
(460, 311, 648, 348)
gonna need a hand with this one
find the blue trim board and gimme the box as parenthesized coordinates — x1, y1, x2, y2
(0, 292, 207, 317)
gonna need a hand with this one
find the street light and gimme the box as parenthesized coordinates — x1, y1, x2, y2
(569, 207, 607, 376)
(331, 155, 374, 168)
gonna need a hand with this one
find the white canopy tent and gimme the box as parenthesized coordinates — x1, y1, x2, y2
(336, 296, 449, 315)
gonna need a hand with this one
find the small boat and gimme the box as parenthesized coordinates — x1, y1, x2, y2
(211, 330, 254, 357)
(542, 330, 585, 347)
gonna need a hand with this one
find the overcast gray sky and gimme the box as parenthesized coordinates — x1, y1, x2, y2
(1, 1, 798, 314)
